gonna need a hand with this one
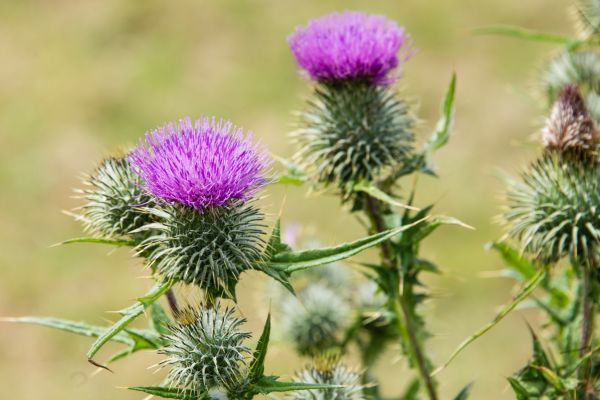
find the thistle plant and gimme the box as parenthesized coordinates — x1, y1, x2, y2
(282, 10, 470, 400)
(5, 8, 472, 400)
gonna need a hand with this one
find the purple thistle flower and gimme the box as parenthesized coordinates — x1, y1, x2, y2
(288, 11, 413, 84)
(130, 117, 270, 209)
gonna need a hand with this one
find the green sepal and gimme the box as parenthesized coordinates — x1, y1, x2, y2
(86, 280, 173, 363)
(249, 313, 271, 382)
(252, 375, 341, 394)
(128, 386, 202, 399)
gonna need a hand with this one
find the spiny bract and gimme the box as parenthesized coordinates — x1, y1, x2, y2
(293, 80, 414, 192)
(137, 201, 266, 298)
(504, 153, 600, 263)
(542, 51, 600, 107)
(573, 0, 600, 39)
(159, 304, 251, 395)
(78, 156, 153, 238)
(286, 362, 365, 400)
(281, 283, 350, 355)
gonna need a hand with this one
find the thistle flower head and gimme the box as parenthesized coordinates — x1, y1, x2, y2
(137, 201, 266, 298)
(281, 283, 349, 355)
(286, 362, 365, 400)
(541, 85, 597, 153)
(573, 0, 600, 39)
(130, 117, 270, 210)
(78, 156, 153, 238)
(160, 303, 251, 395)
(504, 153, 600, 263)
(288, 11, 412, 84)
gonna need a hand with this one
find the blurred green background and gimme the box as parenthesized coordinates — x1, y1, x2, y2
(0, 0, 575, 398)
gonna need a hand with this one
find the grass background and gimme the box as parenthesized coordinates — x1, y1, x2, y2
(0, 0, 575, 398)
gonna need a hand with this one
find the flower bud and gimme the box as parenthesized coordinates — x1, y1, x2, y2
(160, 304, 251, 395)
(78, 156, 153, 238)
(286, 361, 365, 400)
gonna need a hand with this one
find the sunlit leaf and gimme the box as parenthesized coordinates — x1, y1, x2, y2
(425, 72, 456, 153)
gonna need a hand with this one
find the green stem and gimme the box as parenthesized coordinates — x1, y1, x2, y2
(579, 255, 596, 399)
(363, 194, 438, 400)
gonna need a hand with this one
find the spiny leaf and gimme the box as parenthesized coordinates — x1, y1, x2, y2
(532, 365, 566, 392)
(53, 237, 136, 247)
(408, 215, 474, 243)
(487, 241, 537, 280)
(507, 377, 531, 399)
(432, 269, 546, 375)
(3, 317, 134, 345)
(149, 302, 171, 335)
(253, 376, 342, 394)
(425, 72, 456, 153)
(474, 25, 584, 48)
(87, 280, 173, 363)
(249, 313, 271, 382)
(353, 182, 419, 211)
(128, 386, 201, 399)
(264, 219, 426, 274)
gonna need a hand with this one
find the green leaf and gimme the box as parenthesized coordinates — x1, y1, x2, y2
(149, 302, 171, 335)
(87, 280, 173, 363)
(264, 219, 426, 274)
(53, 237, 136, 247)
(129, 386, 201, 399)
(473, 25, 584, 48)
(432, 269, 546, 376)
(487, 241, 537, 280)
(274, 157, 307, 185)
(425, 72, 456, 153)
(253, 376, 341, 394)
(452, 383, 474, 400)
(533, 365, 565, 392)
(507, 377, 531, 400)
(249, 313, 271, 382)
(354, 182, 419, 211)
(408, 215, 473, 243)
(3, 317, 134, 345)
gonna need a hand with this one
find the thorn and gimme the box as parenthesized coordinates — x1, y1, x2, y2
(88, 358, 113, 373)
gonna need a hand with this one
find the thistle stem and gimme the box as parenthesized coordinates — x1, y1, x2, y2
(363, 194, 438, 400)
(579, 256, 596, 399)
(165, 288, 179, 315)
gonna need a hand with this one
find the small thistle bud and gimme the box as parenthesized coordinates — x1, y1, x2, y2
(286, 361, 365, 400)
(160, 304, 251, 396)
(541, 85, 597, 153)
(281, 283, 350, 355)
(130, 117, 270, 297)
(78, 156, 153, 238)
(504, 153, 600, 263)
(542, 51, 600, 109)
(289, 12, 415, 192)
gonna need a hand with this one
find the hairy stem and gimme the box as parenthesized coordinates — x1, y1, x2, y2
(165, 288, 179, 315)
(363, 194, 438, 400)
(580, 256, 596, 399)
